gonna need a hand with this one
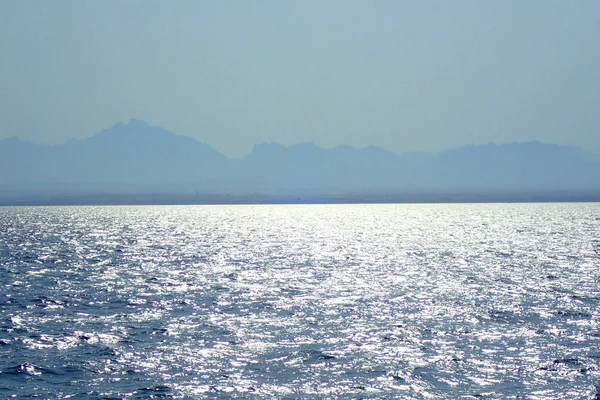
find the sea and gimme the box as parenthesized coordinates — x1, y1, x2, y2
(1, 203, 599, 399)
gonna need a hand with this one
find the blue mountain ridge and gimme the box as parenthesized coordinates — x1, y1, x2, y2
(1, 120, 599, 199)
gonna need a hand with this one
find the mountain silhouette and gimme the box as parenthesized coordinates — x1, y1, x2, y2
(238, 139, 600, 193)
(1, 120, 227, 188)
(1, 120, 599, 203)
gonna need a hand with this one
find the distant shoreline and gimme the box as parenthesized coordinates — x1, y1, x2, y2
(2, 191, 599, 206)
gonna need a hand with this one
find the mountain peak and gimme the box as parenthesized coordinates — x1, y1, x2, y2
(126, 118, 149, 128)
(94, 119, 165, 141)
(1, 136, 21, 144)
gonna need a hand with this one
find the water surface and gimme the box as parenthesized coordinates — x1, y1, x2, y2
(1, 203, 600, 398)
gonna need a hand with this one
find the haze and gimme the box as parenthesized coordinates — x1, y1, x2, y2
(1, 0, 599, 157)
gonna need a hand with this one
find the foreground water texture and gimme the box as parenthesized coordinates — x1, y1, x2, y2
(1, 204, 600, 399)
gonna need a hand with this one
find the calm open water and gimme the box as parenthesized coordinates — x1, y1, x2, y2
(1, 203, 600, 399)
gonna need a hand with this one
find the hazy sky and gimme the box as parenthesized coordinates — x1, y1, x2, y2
(1, 1, 599, 157)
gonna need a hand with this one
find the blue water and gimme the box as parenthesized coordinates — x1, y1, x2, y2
(1, 203, 600, 399)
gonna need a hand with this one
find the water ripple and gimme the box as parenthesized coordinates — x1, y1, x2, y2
(1, 203, 599, 398)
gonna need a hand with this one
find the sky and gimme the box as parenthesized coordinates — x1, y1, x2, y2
(1, 1, 599, 157)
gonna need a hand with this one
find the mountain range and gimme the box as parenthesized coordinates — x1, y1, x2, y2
(1, 119, 599, 204)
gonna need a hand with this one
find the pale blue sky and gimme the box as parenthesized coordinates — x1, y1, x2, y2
(1, 0, 599, 156)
